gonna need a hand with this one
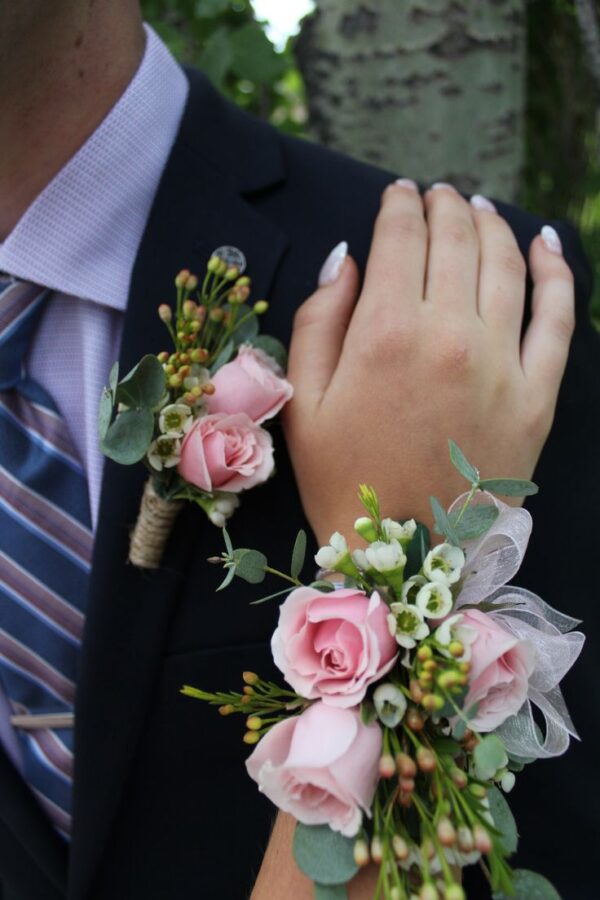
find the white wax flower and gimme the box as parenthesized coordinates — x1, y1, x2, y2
(387, 601, 430, 649)
(373, 683, 407, 727)
(401, 575, 427, 604)
(351, 548, 370, 571)
(148, 432, 182, 471)
(381, 517, 417, 543)
(434, 612, 478, 661)
(315, 532, 348, 570)
(159, 403, 193, 436)
(415, 582, 454, 619)
(364, 539, 406, 573)
(423, 543, 465, 585)
(183, 365, 211, 392)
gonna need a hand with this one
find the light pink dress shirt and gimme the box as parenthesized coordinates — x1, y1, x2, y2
(0, 24, 189, 770)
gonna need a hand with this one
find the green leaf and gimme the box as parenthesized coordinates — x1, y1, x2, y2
(449, 439, 479, 484)
(109, 361, 119, 402)
(479, 478, 539, 497)
(360, 700, 376, 726)
(100, 408, 154, 465)
(488, 786, 519, 855)
(291, 530, 307, 580)
(232, 549, 267, 584)
(450, 504, 499, 541)
(98, 389, 114, 441)
(197, 27, 233, 90)
(210, 340, 235, 375)
(229, 304, 259, 346)
(430, 496, 461, 545)
(116, 355, 166, 410)
(293, 824, 358, 886)
(251, 334, 289, 371)
(494, 870, 561, 900)
(216, 565, 236, 592)
(431, 736, 462, 757)
(230, 23, 287, 84)
(309, 580, 336, 592)
(250, 587, 294, 606)
(473, 734, 508, 781)
(315, 884, 348, 900)
(222, 527, 233, 557)
(194, 0, 231, 17)
(404, 522, 430, 579)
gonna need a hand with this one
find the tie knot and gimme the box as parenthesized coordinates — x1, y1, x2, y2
(0, 278, 50, 390)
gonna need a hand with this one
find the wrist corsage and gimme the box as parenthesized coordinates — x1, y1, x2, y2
(98, 248, 292, 569)
(183, 441, 583, 900)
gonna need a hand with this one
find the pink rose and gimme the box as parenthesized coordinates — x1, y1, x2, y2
(271, 588, 398, 708)
(177, 412, 274, 493)
(206, 345, 293, 424)
(246, 701, 382, 836)
(460, 609, 536, 732)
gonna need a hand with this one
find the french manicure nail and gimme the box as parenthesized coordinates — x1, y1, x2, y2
(470, 194, 497, 213)
(318, 241, 348, 286)
(430, 182, 455, 191)
(541, 225, 562, 255)
(395, 178, 419, 192)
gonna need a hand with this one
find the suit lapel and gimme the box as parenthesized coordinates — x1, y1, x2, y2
(68, 70, 288, 900)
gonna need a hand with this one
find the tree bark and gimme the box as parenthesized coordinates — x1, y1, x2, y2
(296, 0, 526, 201)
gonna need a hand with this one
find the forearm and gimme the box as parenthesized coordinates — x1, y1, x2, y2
(251, 813, 379, 900)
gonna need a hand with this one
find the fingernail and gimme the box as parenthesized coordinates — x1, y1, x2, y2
(395, 178, 418, 192)
(541, 225, 562, 255)
(470, 194, 496, 213)
(430, 182, 455, 191)
(318, 241, 348, 286)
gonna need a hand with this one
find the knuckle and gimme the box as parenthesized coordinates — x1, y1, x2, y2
(363, 322, 414, 364)
(292, 298, 321, 331)
(435, 332, 474, 375)
(379, 207, 426, 242)
(443, 218, 477, 248)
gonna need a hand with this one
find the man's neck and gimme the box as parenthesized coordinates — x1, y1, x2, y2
(0, 1, 145, 242)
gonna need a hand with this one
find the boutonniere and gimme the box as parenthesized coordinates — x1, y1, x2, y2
(98, 248, 293, 569)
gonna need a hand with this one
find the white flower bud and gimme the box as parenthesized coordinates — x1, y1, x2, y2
(423, 543, 465, 586)
(434, 613, 478, 661)
(373, 682, 407, 727)
(315, 532, 348, 570)
(500, 770, 516, 793)
(364, 539, 406, 573)
(209, 510, 226, 528)
(381, 517, 417, 543)
(354, 516, 378, 542)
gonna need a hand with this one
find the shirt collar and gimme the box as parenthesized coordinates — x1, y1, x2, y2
(0, 24, 189, 312)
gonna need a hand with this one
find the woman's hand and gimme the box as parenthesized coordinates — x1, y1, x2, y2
(283, 182, 575, 545)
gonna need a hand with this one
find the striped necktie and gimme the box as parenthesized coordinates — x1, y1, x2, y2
(0, 277, 93, 839)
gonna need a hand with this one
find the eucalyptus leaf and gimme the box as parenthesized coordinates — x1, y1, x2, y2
(431, 736, 462, 758)
(233, 548, 267, 584)
(488, 786, 519, 855)
(216, 565, 236, 592)
(250, 587, 294, 606)
(493, 870, 561, 900)
(451, 504, 499, 541)
(291, 530, 307, 580)
(116, 355, 166, 410)
(100, 408, 154, 465)
(98, 389, 114, 441)
(229, 304, 259, 345)
(449, 439, 479, 484)
(222, 527, 233, 557)
(479, 478, 539, 497)
(210, 340, 235, 375)
(473, 734, 508, 781)
(315, 884, 348, 900)
(293, 824, 358, 886)
(108, 361, 119, 401)
(309, 580, 336, 592)
(430, 496, 461, 545)
(251, 334, 289, 371)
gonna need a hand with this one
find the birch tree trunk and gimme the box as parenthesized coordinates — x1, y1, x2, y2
(296, 0, 526, 202)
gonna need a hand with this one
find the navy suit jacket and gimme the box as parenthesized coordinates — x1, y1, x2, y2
(0, 66, 597, 900)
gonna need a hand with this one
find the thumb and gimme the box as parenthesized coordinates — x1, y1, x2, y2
(287, 242, 360, 409)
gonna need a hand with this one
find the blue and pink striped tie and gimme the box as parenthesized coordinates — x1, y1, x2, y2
(0, 276, 93, 839)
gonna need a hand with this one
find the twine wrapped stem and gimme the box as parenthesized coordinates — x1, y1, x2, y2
(129, 479, 184, 569)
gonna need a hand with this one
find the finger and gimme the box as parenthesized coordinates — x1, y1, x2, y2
(521, 226, 575, 393)
(359, 180, 427, 313)
(423, 183, 479, 309)
(473, 195, 526, 346)
(286, 243, 360, 409)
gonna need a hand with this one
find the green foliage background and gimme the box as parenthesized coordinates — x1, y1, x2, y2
(142, 0, 600, 319)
